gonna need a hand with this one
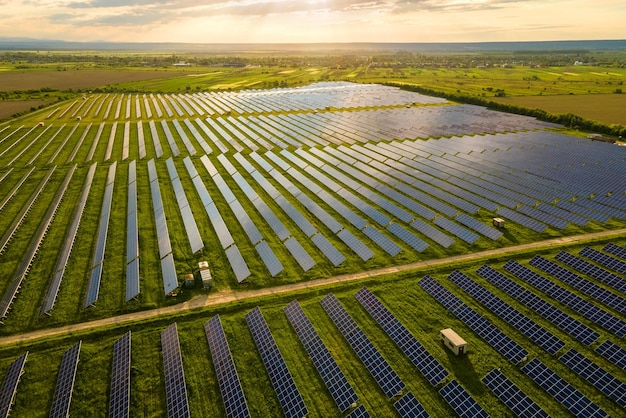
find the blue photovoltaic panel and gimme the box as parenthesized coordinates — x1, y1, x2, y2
(245, 307, 308, 418)
(161, 323, 190, 418)
(482, 369, 549, 418)
(530, 255, 626, 316)
(276, 196, 317, 237)
(0, 352, 27, 418)
(394, 392, 429, 418)
(49, 341, 81, 418)
(320, 294, 405, 399)
(386, 222, 428, 252)
(230, 200, 263, 245)
(311, 233, 345, 266)
(604, 242, 626, 260)
(255, 241, 284, 277)
(362, 225, 402, 256)
(410, 218, 454, 249)
(355, 287, 448, 386)
(455, 214, 502, 240)
(450, 270, 565, 355)
(560, 348, 626, 408)
(476, 264, 599, 346)
(204, 316, 250, 418)
(346, 405, 370, 418)
(521, 358, 607, 418)
(555, 251, 626, 293)
(497, 207, 547, 233)
(337, 228, 374, 261)
(595, 340, 626, 370)
(109, 332, 131, 418)
(125, 258, 140, 302)
(161, 253, 178, 295)
(225, 245, 251, 283)
(284, 300, 358, 413)
(433, 216, 479, 244)
(418, 275, 464, 311)
(439, 380, 489, 418)
(284, 237, 315, 272)
(504, 260, 626, 338)
(580, 246, 626, 275)
(205, 202, 235, 250)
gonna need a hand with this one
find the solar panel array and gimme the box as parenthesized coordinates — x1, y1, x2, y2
(393, 392, 430, 418)
(41, 162, 97, 316)
(354, 287, 448, 386)
(504, 260, 626, 337)
(284, 300, 358, 413)
(109, 331, 131, 418)
(245, 307, 307, 418)
(521, 358, 607, 418)
(482, 368, 548, 418)
(419, 275, 528, 364)
(161, 323, 190, 418)
(85, 162, 117, 307)
(559, 348, 626, 408)
(580, 246, 626, 275)
(595, 340, 626, 370)
(148, 159, 180, 295)
(555, 250, 626, 293)
(530, 255, 626, 315)
(604, 242, 626, 260)
(204, 315, 250, 418)
(320, 293, 405, 398)
(125, 161, 140, 301)
(476, 264, 600, 345)
(346, 404, 371, 418)
(49, 341, 81, 418)
(448, 269, 565, 355)
(0, 352, 27, 418)
(439, 380, 489, 418)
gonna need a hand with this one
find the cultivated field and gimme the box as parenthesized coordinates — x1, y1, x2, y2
(0, 81, 625, 417)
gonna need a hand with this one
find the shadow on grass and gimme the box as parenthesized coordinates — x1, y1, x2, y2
(441, 342, 486, 396)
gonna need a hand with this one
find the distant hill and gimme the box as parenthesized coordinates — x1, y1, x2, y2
(0, 38, 625, 53)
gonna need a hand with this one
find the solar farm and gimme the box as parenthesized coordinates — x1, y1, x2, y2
(0, 81, 625, 416)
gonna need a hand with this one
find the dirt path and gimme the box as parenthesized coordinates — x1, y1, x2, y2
(1, 228, 624, 347)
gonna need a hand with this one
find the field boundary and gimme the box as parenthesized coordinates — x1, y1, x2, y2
(1, 227, 624, 348)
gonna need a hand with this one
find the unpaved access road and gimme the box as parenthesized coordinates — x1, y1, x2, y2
(1, 228, 624, 347)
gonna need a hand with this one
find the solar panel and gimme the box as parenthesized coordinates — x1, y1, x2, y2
(161, 253, 178, 295)
(496, 207, 547, 233)
(125, 258, 140, 302)
(296, 193, 343, 233)
(433, 216, 479, 244)
(482, 369, 549, 418)
(337, 228, 374, 261)
(225, 245, 251, 283)
(206, 202, 236, 250)
(320, 294, 405, 399)
(0, 352, 27, 418)
(504, 260, 626, 338)
(386, 222, 429, 252)
(255, 241, 284, 277)
(109, 332, 131, 418)
(284, 300, 358, 413)
(560, 348, 626, 408)
(204, 316, 250, 418)
(346, 405, 370, 418)
(393, 392, 429, 418)
(409, 218, 454, 249)
(276, 195, 318, 237)
(580, 246, 626, 275)
(439, 380, 489, 418)
(245, 307, 308, 418)
(476, 264, 599, 346)
(604, 242, 626, 260)
(530, 255, 626, 316)
(362, 225, 402, 256)
(49, 341, 81, 418)
(595, 340, 626, 370)
(449, 270, 565, 355)
(284, 237, 316, 272)
(355, 287, 448, 386)
(311, 233, 346, 266)
(455, 214, 502, 240)
(161, 324, 190, 418)
(521, 358, 607, 418)
(555, 251, 626, 293)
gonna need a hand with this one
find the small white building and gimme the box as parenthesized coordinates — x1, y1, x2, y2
(199, 261, 212, 289)
(493, 217, 505, 228)
(441, 328, 467, 355)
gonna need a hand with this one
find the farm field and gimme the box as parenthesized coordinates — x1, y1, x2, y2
(0, 81, 625, 417)
(0, 100, 50, 120)
(493, 94, 626, 125)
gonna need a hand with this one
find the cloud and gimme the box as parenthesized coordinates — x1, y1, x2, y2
(391, 0, 532, 13)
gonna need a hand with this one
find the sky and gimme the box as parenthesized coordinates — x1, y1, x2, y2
(0, 0, 624, 44)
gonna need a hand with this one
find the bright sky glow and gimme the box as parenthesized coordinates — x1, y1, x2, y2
(0, 0, 623, 43)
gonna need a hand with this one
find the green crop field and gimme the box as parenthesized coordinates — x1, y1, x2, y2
(0, 72, 625, 417)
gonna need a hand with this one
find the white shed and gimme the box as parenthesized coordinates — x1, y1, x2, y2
(441, 328, 467, 355)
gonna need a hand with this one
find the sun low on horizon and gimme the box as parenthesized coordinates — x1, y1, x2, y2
(0, 0, 624, 44)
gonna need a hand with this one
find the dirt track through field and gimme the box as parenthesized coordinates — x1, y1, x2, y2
(1, 228, 624, 347)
